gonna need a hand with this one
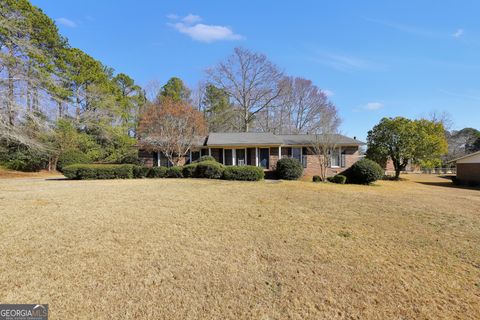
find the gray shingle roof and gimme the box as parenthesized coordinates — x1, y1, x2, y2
(204, 132, 364, 146)
(206, 132, 283, 146)
(278, 134, 365, 146)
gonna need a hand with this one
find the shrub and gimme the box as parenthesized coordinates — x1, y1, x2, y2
(114, 164, 135, 179)
(167, 166, 184, 178)
(222, 166, 264, 181)
(147, 166, 168, 178)
(275, 158, 303, 180)
(312, 175, 321, 182)
(62, 164, 135, 180)
(76, 165, 98, 180)
(195, 161, 224, 179)
(62, 164, 81, 179)
(182, 163, 198, 178)
(3, 149, 47, 172)
(194, 155, 216, 163)
(327, 174, 347, 184)
(343, 159, 384, 184)
(5, 159, 28, 171)
(133, 166, 150, 178)
(95, 165, 117, 179)
(57, 149, 91, 172)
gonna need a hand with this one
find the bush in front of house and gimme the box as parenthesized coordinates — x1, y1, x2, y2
(275, 158, 303, 180)
(182, 163, 198, 178)
(194, 155, 216, 163)
(147, 166, 168, 178)
(62, 164, 82, 179)
(195, 161, 224, 179)
(167, 166, 184, 178)
(327, 174, 347, 184)
(57, 149, 91, 172)
(312, 175, 321, 182)
(222, 165, 264, 181)
(62, 164, 135, 180)
(133, 166, 149, 178)
(343, 159, 384, 184)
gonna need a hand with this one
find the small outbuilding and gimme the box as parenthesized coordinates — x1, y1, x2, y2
(452, 151, 480, 186)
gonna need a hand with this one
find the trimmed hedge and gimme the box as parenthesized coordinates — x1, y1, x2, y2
(167, 166, 184, 178)
(133, 166, 149, 178)
(57, 149, 91, 172)
(194, 155, 216, 163)
(62, 164, 134, 180)
(343, 159, 384, 184)
(147, 166, 167, 178)
(222, 165, 264, 181)
(327, 174, 347, 184)
(276, 158, 303, 180)
(195, 161, 224, 179)
(312, 175, 321, 182)
(182, 163, 197, 178)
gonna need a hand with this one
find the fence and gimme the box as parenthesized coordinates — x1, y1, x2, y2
(389, 167, 456, 174)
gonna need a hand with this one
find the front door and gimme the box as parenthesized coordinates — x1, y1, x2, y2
(259, 148, 269, 169)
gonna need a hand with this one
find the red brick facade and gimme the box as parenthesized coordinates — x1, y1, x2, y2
(139, 145, 362, 177)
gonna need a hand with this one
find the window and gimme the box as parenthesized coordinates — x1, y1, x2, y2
(259, 148, 269, 169)
(292, 147, 301, 162)
(224, 149, 233, 166)
(236, 149, 246, 166)
(330, 149, 340, 167)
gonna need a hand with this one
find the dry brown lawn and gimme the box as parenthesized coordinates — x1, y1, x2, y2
(0, 174, 479, 319)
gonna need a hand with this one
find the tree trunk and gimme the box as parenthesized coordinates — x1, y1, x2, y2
(394, 168, 401, 179)
(6, 65, 15, 126)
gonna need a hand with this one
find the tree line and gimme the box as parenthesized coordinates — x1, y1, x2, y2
(1, 0, 477, 174)
(0, 0, 340, 172)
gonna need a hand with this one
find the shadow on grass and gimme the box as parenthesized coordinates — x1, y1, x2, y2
(45, 177, 69, 181)
(415, 175, 480, 191)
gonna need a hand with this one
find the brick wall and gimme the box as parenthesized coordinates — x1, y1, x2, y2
(303, 146, 360, 177)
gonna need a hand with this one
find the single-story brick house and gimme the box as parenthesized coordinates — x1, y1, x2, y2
(139, 132, 365, 177)
(451, 151, 480, 185)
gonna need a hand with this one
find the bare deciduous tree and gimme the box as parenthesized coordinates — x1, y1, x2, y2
(308, 104, 342, 181)
(206, 47, 285, 132)
(137, 98, 207, 166)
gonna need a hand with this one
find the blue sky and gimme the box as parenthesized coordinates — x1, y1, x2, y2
(32, 0, 480, 140)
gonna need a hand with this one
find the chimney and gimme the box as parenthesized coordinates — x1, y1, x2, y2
(354, 136, 357, 140)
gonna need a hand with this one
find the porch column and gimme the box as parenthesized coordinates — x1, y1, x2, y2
(208, 148, 211, 156)
(279, 146, 282, 160)
(157, 151, 161, 167)
(222, 149, 225, 165)
(245, 148, 247, 166)
(232, 149, 236, 166)
(255, 147, 259, 166)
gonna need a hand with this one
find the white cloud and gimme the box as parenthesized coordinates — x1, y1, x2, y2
(182, 14, 202, 24)
(364, 102, 384, 110)
(169, 14, 243, 43)
(453, 29, 464, 38)
(56, 17, 76, 28)
(167, 13, 179, 20)
(323, 89, 334, 97)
